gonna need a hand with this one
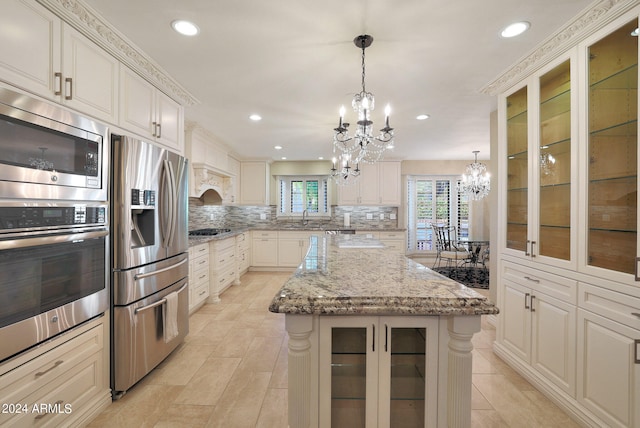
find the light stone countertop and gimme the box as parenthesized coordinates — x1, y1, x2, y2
(268, 235, 498, 316)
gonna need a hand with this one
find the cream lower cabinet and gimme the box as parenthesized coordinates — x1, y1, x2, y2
(0, 316, 109, 427)
(319, 316, 438, 428)
(576, 284, 640, 428)
(236, 231, 251, 277)
(251, 231, 278, 267)
(278, 231, 312, 267)
(208, 236, 237, 302)
(497, 261, 577, 397)
(189, 243, 210, 313)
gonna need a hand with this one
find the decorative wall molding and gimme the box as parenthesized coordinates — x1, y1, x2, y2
(37, 0, 199, 107)
(481, 0, 637, 96)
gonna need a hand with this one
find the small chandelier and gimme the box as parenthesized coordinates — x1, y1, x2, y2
(330, 34, 394, 184)
(458, 151, 491, 200)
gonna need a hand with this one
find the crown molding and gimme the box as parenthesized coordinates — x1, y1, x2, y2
(37, 0, 199, 107)
(480, 0, 638, 96)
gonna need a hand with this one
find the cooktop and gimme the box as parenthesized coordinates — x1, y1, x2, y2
(188, 228, 232, 236)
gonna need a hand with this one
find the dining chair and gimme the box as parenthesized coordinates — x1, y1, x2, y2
(431, 224, 472, 269)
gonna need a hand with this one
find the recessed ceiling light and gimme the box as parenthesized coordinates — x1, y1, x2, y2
(501, 21, 530, 38)
(416, 114, 430, 120)
(281, 157, 287, 160)
(274, 145, 282, 150)
(249, 114, 262, 121)
(171, 20, 199, 36)
(318, 157, 324, 160)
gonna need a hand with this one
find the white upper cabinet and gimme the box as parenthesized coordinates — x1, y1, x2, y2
(120, 66, 183, 153)
(0, 0, 119, 124)
(240, 161, 270, 205)
(337, 161, 401, 206)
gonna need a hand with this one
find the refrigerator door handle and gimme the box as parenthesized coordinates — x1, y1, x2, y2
(133, 257, 188, 281)
(160, 159, 176, 248)
(133, 282, 188, 315)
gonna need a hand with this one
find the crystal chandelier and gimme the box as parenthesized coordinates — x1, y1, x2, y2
(458, 151, 491, 200)
(330, 35, 394, 185)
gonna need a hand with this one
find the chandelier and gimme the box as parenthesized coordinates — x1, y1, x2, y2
(458, 151, 491, 200)
(330, 34, 394, 185)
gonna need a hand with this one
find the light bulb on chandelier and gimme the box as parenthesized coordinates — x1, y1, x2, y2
(330, 34, 394, 185)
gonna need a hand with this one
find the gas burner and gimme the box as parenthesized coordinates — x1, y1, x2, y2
(188, 228, 232, 236)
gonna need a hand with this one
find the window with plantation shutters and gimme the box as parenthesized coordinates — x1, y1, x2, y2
(407, 176, 469, 252)
(278, 176, 330, 217)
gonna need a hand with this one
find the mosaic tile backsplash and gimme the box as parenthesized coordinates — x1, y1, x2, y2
(188, 198, 399, 231)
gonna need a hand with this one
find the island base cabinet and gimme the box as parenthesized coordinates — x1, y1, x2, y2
(319, 316, 439, 428)
(577, 309, 640, 428)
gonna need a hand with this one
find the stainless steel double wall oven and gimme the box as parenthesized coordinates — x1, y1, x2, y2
(0, 87, 110, 363)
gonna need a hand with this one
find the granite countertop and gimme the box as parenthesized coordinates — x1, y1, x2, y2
(268, 235, 498, 316)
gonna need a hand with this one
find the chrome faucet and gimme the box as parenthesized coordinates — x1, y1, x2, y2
(302, 209, 308, 226)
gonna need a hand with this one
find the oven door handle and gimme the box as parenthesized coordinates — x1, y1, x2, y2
(0, 229, 108, 250)
(134, 283, 188, 315)
(133, 257, 188, 281)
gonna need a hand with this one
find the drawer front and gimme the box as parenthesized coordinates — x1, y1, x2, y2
(579, 282, 640, 330)
(378, 231, 405, 240)
(0, 323, 104, 425)
(215, 266, 236, 288)
(213, 237, 236, 252)
(253, 230, 278, 239)
(357, 231, 380, 239)
(192, 265, 209, 287)
(190, 243, 209, 258)
(502, 261, 577, 303)
(380, 239, 405, 252)
(191, 253, 209, 272)
(192, 282, 209, 302)
(214, 247, 235, 268)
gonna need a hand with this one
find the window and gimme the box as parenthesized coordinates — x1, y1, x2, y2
(407, 176, 469, 252)
(278, 176, 330, 217)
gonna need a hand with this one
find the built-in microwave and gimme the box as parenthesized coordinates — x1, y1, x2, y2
(0, 87, 108, 201)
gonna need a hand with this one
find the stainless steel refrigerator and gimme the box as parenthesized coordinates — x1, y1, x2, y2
(110, 134, 189, 397)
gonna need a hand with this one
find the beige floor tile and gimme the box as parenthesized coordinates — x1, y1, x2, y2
(146, 344, 216, 386)
(173, 357, 241, 406)
(206, 371, 272, 427)
(154, 404, 215, 428)
(255, 388, 288, 428)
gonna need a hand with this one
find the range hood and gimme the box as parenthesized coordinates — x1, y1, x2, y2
(191, 163, 235, 204)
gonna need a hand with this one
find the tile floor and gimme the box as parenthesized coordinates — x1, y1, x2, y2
(88, 271, 580, 428)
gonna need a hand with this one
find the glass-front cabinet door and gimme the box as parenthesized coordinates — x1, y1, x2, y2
(538, 59, 573, 262)
(319, 316, 438, 428)
(506, 85, 529, 254)
(503, 55, 576, 268)
(585, 18, 638, 278)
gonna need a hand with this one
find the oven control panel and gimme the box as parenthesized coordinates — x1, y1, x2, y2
(0, 205, 106, 230)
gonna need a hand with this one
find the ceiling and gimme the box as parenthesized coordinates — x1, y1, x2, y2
(84, 0, 590, 162)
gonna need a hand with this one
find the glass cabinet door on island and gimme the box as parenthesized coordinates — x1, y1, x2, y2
(319, 316, 438, 428)
(587, 18, 638, 276)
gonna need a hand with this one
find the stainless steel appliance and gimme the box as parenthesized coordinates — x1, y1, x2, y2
(0, 89, 109, 364)
(110, 134, 189, 397)
(0, 203, 109, 362)
(0, 87, 107, 201)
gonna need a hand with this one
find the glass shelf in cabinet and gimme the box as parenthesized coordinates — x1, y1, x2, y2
(589, 174, 637, 183)
(540, 89, 571, 120)
(589, 120, 638, 138)
(540, 182, 570, 189)
(507, 109, 528, 122)
(590, 64, 638, 90)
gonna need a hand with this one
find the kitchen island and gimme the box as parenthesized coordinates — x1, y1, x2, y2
(269, 235, 498, 428)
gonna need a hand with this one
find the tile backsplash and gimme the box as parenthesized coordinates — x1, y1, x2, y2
(188, 198, 399, 230)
